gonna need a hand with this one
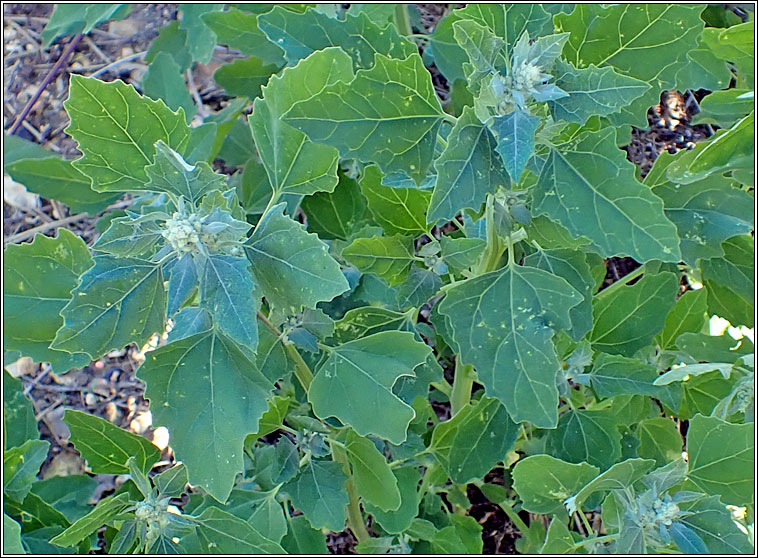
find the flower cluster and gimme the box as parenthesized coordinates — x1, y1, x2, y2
(135, 497, 172, 546)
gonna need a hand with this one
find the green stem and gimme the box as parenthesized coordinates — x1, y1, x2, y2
(497, 499, 530, 536)
(573, 533, 618, 549)
(332, 444, 371, 543)
(576, 508, 594, 536)
(595, 265, 645, 299)
(450, 358, 475, 416)
(257, 310, 313, 390)
(393, 4, 413, 36)
(417, 462, 438, 504)
(475, 195, 506, 275)
(442, 113, 458, 126)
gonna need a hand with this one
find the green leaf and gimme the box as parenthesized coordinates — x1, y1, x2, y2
(199, 255, 259, 350)
(330, 307, 413, 344)
(555, 5, 704, 127)
(251, 48, 351, 199)
(52, 256, 166, 361)
(283, 53, 445, 185)
(166, 255, 198, 317)
(142, 52, 195, 122)
(451, 19, 506, 86)
(585, 353, 681, 399)
(432, 514, 483, 554)
(635, 417, 682, 467)
(283, 459, 348, 532)
(309, 331, 431, 444)
(213, 56, 278, 101)
(685, 414, 754, 506)
(178, 4, 223, 64)
(590, 271, 679, 357)
(396, 267, 442, 311)
(429, 106, 507, 223)
(692, 89, 754, 128)
(675, 38, 732, 93)
(258, 7, 416, 68)
(192, 488, 286, 543)
(363, 465, 420, 534)
(202, 7, 285, 65)
(345, 429, 400, 512)
(549, 60, 651, 125)
(540, 518, 576, 554)
(281, 514, 328, 554)
(651, 177, 754, 267)
(3, 372, 39, 450)
(244, 203, 349, 310)
(523, 248, 595, 341)
(187, 506, 284, 553)
(564, 458, 655, 514)
(675, 332, 753, 364)
(49, 493, 131, 548)
(430, 4, 551, 82)
(490, 109, 540, 185)
(154, 464, 188, 498)
(64, 75, 191, 192)
(92, 213, 163, 259)
(438, 263, 583, 428)
(40, 4, 131, 47)
(440, 236, 486, 275)
(342, 235, 416, 286)
(3, 514, 25, 555)
(360, 166, 431, 236)
(145, 20, 192, 72)
(4, 229, 92, 373)
(534, 128, 681, 262)
(25, 475, 95, 525)
(655, 290, 708, 351)
(301, 172, 368, 241)
(678, 495, 754, 554)
(665, 113, 754, 185)
(700, 22, 754, 88)
(4, 439, 49, 502)
(143, 141, 226, 203)
(431, 396, 518, 484)
(545, 410, 622, 471)
(4, 136, 119, 214)
(700, 235, 754, 327)
(64, 410, 159, 474)
(7, 489, 71, 533)
(137, 329, 273, 502)
(513, 455, 599, 514)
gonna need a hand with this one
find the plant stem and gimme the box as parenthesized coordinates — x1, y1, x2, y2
(332, 444, 371, 543)
(450, 358, 475, 416)
(573, 533, 618, 549)
(576, 508, 594, 536)
(393, 4, 413, 36)
(595, 265, 645, 299)
(256, 310, 313, 390)
(497, 499, 530, 536)
(475, 195, 506, 275)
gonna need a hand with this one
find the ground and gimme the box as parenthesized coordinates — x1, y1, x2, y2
(2, 4, 724, 554)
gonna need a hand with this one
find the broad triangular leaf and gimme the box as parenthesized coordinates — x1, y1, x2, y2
(137, 329, 274, 502)
(534, 128, 681, 262)
(244, 203, 349, 310)
(545, 410, 622, 471)
(430, 396, 518, 484)
(438, 264, 583, 428)
(144, 141, 226, 203)
(345, 429, 401, 512)
(490, 109, 540, 184)
(342, 235, 416, 286)
(429, 106, 507, 223)
(283, 459, 349, 532)
(360, 165, 430, 236)
(64, 75, 191, 192)
(512, 455, 599, 514)
(186, 507, 284, 553)
(52, 255, 166, 361)
(284, 53, 445, 185)
(678, 495, 755, 554)
(251, 47, 352, 199)
(309, 331, 432, 443)
(4, 229, 92, 372)
(301, 172, 368, 241)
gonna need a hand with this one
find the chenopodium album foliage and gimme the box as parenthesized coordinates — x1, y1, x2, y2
(3, 3, 755, 555)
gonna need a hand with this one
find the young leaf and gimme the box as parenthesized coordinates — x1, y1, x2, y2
(565, 458, 655, 514)
(4, 439, 50, 502)
(430, 396, 518, 484)
(64, 76, 191, 192)
(309, 331, 432, 444)
(438, 264, 583, 428)
(64, 410, 159, 474)
(490, 108, 540, 184)
(512, 455, 599, 514)
(137, 329, 274, 502)
(345, 430, 401, 512)
(685, 414, 754, 506)
(199, 255, 259, 351)
(144, 141, 226, 203)
(250, 47, 352, 199)
(4, 229, 93, 372)
(244, 203, 349, 310)
(49, 493, 132, 548)
(154, 464, 189, 498)
(360, 166, 431, 236)
(342, 235, 416, 286)
(258, 7, 416, 68)
(283, 459, 349, 532)
(549, 61, 651, 125)
(533, 128, 681, 262)
(396, 267, 442, 311)
(590, 271, 679, 357)
(540, 518, 576, 554)
(52, 256, 166, 361)
(283, 53, 446, 185)
(429, 106, 507, 223)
